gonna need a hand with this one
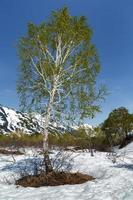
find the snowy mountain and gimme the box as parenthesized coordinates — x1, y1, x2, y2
(0, 105, 94, 135)
(0, 105, 67, 134)
(0, 105, 93, 135)
(72, 124, 93, 131)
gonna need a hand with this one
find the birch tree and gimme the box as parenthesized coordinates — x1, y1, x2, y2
(17, 7, 106, 173)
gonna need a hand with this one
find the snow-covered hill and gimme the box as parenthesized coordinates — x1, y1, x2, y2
(0, 105, 67, 134)
(0, 105, 92, 135)
(72, 124, 93, 131)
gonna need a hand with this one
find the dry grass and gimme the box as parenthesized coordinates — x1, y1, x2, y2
(0, 148, 23, 155)
(16, 171, 94, 187)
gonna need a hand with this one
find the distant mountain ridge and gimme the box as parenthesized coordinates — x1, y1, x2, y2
(0, 105, 67, 134)
(0, 105, 93, 134)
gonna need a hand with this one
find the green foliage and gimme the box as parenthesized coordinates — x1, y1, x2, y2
(93, 127, 110, 151)
(102, 107, 133, 145)
(0, 130, 110, 151)
(17, 7, 106, 123)
(0, 133, 43, 148)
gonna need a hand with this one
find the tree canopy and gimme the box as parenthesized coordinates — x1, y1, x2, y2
(17, 7, 106, 126)
(102, 107, 133, 141)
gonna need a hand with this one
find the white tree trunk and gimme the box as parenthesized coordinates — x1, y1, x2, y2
(43, 76, 58, 173)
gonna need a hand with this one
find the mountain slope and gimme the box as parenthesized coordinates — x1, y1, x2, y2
(0, 105, 66, 134)
(0, 105, 93, 135)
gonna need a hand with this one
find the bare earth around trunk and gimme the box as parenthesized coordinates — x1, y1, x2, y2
(16, 171, 94, 187)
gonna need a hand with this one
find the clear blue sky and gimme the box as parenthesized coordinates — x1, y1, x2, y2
(0, 0, 133, 125)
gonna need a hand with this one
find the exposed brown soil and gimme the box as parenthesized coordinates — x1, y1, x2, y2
(0, 148, 23, 155)
(16, 171, 94, 187)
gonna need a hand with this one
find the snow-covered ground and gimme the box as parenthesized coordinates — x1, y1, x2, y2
(0, 143, 133, 200)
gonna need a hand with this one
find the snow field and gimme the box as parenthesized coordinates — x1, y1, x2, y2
(0, 143, 133, 200)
